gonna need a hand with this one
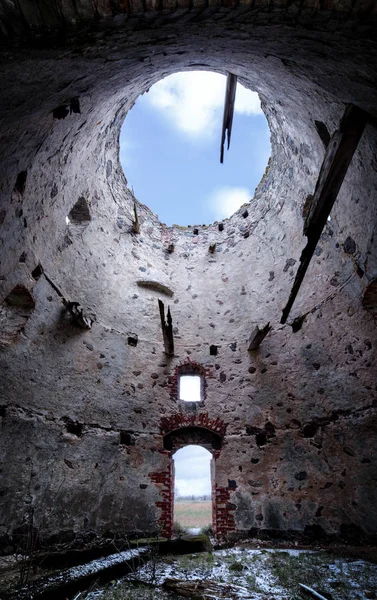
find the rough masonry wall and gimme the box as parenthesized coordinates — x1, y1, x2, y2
(0, 2, 377, 550)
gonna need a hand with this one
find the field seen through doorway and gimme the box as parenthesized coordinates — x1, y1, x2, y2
(174, 500, 212, 529)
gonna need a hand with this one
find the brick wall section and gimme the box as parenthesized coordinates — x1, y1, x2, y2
(153, 425, 229, 538)
(149, 450, 174, 538)
(213, 484, 236, 538)
(160, 412, 228, 437)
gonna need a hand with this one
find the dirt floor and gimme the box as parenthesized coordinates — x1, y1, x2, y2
(174, 501, 212, 529)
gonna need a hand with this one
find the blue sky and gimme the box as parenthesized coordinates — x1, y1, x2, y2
(120, 71, 271, 226)
(120, 72, 270, 501)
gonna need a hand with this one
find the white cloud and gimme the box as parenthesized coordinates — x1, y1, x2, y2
(208, 186, 251, 220)
(142, 71, 262, 138)
(174, 445, 212, 497)
(175, 478, 211, 497)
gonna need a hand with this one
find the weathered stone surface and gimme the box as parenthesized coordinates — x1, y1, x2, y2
(0, 0, 377, 552)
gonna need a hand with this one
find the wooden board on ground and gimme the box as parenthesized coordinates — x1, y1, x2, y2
(163, 578, 254, 599)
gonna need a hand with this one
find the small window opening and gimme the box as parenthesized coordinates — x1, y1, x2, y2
(173, 445, 212, 533)
(179, 374, 201, 402)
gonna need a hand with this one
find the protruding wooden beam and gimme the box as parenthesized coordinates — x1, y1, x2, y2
(281, 104, 368, 324)
(247, 323, 271, 350)
(132, 202, 140, 234)
(220, 73, 237, 164)
(158, 299, 174, 357)
(299, 583, 328, 600)
(43, 269, 94, 329)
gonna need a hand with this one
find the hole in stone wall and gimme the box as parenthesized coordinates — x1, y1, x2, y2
(173, 445, 212, 532)
(127, 334, 138, 347)
(14, 171, 27, 196)
(65, 420, 83, 437)
(4, 285, 35, 309)
(53, 105, 69, 120)
(68, 197, 91, 224)
(120, 431, 135, 446)
(179, 375, 202, 402)
(210, 345, 218, 356)
(120, 71, 271, 226)
(0, 406, 6, 417)
(314, 120, 330, 148)
(70, 97, 81, 114)
(303, 423, 318, 438)
(363, 279, 377, 315)
(32, 264, 43, 280)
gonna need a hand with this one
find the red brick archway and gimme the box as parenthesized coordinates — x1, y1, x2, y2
(150, 414, 235, 539)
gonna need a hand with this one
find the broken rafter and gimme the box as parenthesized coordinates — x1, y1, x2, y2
(281, 104, 368, 324)
(132, 202, 140, 234)
(158, 299, 174, 357)
(299, 583, 328, 600)
(220, 73, 237, 164)
(247, 323, 271, 350)
(43, 269, 94, 329)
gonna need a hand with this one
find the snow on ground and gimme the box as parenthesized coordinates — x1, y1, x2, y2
(86, 547, 377, 600)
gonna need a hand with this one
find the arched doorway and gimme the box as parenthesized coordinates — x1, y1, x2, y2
(161, 426, 223, 537)
(173, 445, 212, 533)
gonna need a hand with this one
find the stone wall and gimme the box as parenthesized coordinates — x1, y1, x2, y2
(0, 1, 377, 551)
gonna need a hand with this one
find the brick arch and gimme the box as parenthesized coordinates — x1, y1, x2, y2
(160, 412, 228, 437)
(163, 426, 222, 453)
(151, 417, 234, 539)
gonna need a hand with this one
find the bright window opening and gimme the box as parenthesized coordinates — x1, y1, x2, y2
(173, 445, 212, 533)
(179, 375, 201, 402)
(120, 71, 271, 226)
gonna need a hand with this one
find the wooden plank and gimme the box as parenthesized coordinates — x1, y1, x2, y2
(158, 299, 174, 356)
(220, 73, 237, 164)
(281, 104, 367, 324)
(247, 323, 271, 350)
(299, 583, 328, 600)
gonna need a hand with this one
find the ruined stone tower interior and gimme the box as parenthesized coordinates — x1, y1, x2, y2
(1, 0, 377, 563)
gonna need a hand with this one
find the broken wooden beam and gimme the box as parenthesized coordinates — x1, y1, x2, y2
(220, 73, 237, 164)
(299, 583, 328, 600)
(163, 578, 251, 599)
(62, 300, 94, 329)
(158, 299, 174, 357)
(281, 104, 368, 324)
(247, 323, 271, 350)
(43, 270, 94, 329)
(132, 202, 140, 234)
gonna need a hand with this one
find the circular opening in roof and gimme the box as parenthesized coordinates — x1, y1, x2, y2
(120, 71, 271, 227)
